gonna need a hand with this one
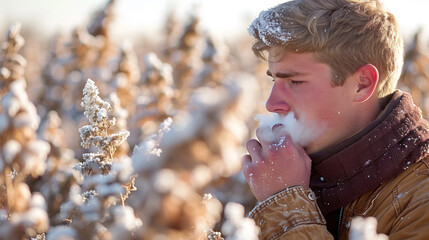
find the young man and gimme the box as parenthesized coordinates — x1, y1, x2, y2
(241, 0, 429, 239)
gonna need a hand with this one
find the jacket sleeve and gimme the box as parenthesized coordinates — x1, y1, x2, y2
(248, 186, 334, 240)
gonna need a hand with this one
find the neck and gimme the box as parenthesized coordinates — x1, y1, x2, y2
(310, 91, 429, 214)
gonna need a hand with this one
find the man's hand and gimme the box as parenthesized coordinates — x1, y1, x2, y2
(241, 124, 312, 201)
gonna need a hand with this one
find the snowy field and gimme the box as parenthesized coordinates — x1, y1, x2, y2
(0, 0, 428, 239)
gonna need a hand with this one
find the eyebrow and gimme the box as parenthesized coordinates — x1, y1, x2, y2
(266, 70, 305, 78)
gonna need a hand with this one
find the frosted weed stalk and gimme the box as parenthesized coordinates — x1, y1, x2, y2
(78, 78, 129, 171)
(52, 79, 140, 239)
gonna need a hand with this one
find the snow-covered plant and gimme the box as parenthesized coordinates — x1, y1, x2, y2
(39, 33, 72, 117)
(111, 41, 140, 115)
(130, 117, 236, 240)
(35, 111, 80, 220)
(205, 230, 224, 240)
(0, 24, 50, 239)
(398, 29, 429, 118)
(109, 92, 130, 158)
(51, 79, 140, 239)
(69, 27, 99, 70)
(132, 117, 172, 171)
(87, 0, 115, 38)
(221, 202, 259, 240)
(88, 0, 116, 69)
(0, 185, 49, 239)
(170, 12, 204, 91)
(349, 216, 388, 240)
(77, 78, 129, 174)
(137, 52, 175, 124)
(0, 23, 26, 96)
(162, 9, 181, 58)
(194, 34, 229, 87)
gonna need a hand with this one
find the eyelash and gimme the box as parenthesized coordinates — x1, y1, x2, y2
(270, 77, 303, 85)
(290, 80, 304, 85)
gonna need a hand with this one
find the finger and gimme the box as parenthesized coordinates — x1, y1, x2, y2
(296, 144, 312, 170)
(256, 125, 275, 144)
(246, 139, 263, 161)
(256, 127, 275, 156)
(241, 154, 256, 182)
(241, 154, 252, 167)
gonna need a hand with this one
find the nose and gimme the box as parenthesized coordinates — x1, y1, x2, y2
(266, 82, 291, 114)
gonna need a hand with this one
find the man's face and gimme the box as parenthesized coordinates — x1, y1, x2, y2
(266, 49, 358, 154)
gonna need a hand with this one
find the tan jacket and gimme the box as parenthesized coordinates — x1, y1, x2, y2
(249, 157, 429, 239)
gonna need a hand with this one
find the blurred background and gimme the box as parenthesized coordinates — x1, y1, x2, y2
(2, 0, 429, 42)
(1, 0, 429, 239)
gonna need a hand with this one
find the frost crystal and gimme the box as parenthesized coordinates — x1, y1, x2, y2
(248, 7, 294, 46)
(81, 78, 113, 128)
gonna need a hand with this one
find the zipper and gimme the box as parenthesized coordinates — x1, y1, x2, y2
(336, 207, 344, 240)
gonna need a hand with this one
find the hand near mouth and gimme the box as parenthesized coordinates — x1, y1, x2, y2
(241, 124, 312, 202)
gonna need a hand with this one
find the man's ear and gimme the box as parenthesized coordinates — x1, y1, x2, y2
(354, 64, 379, 103)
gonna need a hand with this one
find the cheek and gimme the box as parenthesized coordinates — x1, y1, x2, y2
(310, 101, 344, 126)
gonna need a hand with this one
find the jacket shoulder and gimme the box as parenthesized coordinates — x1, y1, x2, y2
(343, 158, 429, 239)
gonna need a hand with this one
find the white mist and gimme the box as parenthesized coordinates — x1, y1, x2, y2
(255, 112, 324, 147)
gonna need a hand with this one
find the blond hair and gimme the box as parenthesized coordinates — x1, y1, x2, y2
(248, 0, 404, 98)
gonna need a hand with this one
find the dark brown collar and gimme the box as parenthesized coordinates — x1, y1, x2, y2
(309, 90, 429, 214)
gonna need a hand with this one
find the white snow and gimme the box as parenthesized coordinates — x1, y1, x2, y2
(96, 182, 124, 197)
(349, 217, 388, 240)
(47, 226, 77, 240)
(2, 140, 21, 164)
(221, 202, 260, 240)
(248, 7, 295, 46)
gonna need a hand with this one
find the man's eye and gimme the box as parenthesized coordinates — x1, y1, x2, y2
(290, 80, 303, 85)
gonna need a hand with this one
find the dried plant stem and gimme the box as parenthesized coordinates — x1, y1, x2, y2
(4, 165, 14, 213)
